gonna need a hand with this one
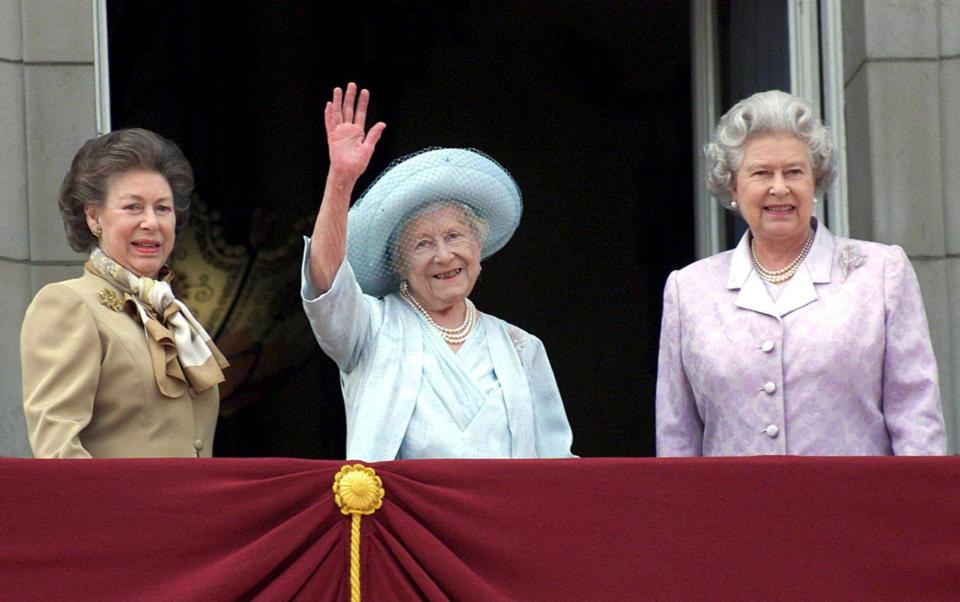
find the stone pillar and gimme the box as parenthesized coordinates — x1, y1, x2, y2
(0, 0, 96, 456)
(843, 0, 959, 451)
(941, 0, 960, 455)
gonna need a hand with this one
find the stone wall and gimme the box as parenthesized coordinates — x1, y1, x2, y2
(0, 0, 96, 456)
(844, 0, 960, 450)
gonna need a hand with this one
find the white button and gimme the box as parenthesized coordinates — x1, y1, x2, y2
(765, 425, 780, 438)
(194, 439, 204, 451)
(762, 381, 777, 394)
(761, 340, 775, 353)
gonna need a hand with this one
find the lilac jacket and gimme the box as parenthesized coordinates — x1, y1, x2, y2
(656, 222, 946, 456)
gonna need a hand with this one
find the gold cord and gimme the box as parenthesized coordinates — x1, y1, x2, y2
(350, 514, 362, 602)
(333, 464, 385, 602)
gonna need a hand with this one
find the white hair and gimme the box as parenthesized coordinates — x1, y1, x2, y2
(389, 200, 489, 275)
(704, 90, 836, 208)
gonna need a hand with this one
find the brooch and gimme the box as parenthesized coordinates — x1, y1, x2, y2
(507, 325, 527, 364)
(98, 288, 125, 312)
(839, 245, 866, 282)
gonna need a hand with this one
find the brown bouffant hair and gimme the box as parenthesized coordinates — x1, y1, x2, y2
(59, 128, 194, 252)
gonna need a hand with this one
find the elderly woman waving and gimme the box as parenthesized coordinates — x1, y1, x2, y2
(656, 90, 946, 456)
(301, 83, 574, 460)
(21, 129, 228, 458)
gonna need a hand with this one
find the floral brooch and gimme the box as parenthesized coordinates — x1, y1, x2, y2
(98, 288, 125, 312)
(839, 245, 866, 282)
(507, 325, 527, 363)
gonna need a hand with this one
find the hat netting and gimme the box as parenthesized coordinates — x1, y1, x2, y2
(345, 147, 523, 297)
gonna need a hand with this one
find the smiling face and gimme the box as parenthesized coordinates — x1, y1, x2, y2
(731, 134, 816, 249)
(85, 169, 176, 278)
(396, 204, 482, 313)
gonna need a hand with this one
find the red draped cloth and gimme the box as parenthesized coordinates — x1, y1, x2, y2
(1, 457, 959, 601)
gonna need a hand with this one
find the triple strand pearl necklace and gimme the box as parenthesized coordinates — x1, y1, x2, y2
(750, 228, 815, 284)
(399, 281, 478, 345)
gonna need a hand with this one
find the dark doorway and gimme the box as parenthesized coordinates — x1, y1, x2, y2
(717, 0, 791, 244)
(107, 0, 694, 457)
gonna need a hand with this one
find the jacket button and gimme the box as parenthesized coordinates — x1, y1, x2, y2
(761, 340, 775, 353)
(762, 381, 777, 394)
(765, 425, 780, 438)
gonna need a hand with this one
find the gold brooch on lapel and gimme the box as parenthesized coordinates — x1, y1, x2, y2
(98, 288, 125, 312)
(839, 245, 866, 282)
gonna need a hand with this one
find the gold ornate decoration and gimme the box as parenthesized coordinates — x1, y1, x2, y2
(169, 200, 249, 337)
(333, 464, 385, 602)
(334, 464, 385, 515)
(168, 198, 318, 415)
(97, 288, 125, 312)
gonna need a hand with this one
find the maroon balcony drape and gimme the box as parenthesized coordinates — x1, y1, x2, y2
(1, 456, 959, 601)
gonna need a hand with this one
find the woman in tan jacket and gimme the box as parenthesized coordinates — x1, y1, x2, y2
(20, 129, 228, 458)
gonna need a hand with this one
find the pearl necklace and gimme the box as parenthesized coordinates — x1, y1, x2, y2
(751, 229, 815, 283)
(399, 281, 477, 344)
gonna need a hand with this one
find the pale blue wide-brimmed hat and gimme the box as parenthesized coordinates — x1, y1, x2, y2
(346, 147, 523, 297)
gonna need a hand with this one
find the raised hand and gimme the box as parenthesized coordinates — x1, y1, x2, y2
(310, 83, 386, 293)
(325, 82, 386, 182)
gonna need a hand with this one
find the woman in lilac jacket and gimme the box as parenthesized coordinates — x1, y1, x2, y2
(656, 90, 946, 456)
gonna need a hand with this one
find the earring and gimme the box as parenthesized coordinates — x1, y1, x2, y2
(813, 197, 819, 205)
(92, 224, 102, 238)
(730, 200, 738, 209)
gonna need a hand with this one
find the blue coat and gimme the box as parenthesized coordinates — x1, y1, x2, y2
(300, 240, 574, 461)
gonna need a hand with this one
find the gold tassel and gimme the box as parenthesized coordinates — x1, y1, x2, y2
(333, 464, 385, 602)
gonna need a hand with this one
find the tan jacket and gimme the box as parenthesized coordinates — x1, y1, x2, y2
(20, 267, 219, 458)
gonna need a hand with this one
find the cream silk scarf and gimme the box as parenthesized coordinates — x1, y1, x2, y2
(88, 247, 228, 398)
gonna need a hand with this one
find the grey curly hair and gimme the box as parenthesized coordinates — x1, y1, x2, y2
(704, 90, 836, 209)
(58, 128, 194, 252)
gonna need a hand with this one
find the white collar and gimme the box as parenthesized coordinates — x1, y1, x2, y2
(726, 218, 836, 318)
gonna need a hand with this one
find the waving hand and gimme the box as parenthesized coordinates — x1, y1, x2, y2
(310, 83, 386, 293)
(326, 83, 386, 181)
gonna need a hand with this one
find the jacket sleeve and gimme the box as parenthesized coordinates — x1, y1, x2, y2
(655, 271, 703, 456)
(300, 237, 376, 374)
(20, 284, 97, 458)
(881, 245, 947, 455)
(522, 334, 575, 458)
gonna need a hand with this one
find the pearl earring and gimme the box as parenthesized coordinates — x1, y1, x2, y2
(730, 200, 738, 209)
(813, 197, 819, 205)
(92, 224, 102, 238)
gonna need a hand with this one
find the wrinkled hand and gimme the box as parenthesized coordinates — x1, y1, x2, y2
(325, 82, 386, 181)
